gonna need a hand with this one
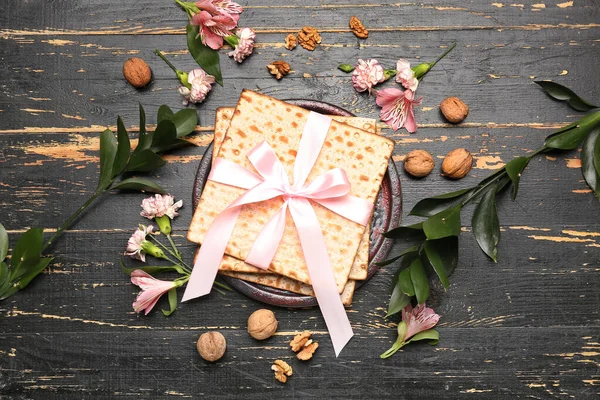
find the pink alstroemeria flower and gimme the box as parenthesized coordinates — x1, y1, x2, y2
(131, 270, 177, 315)
(395, 59, 419, 92)
(191, 10, 239, 50)
(402, 303, 441, 342)
(376, 88, 423, 133)
(140, 194, 183, 220)
(351, 58, 385, 94)
(227, 27, 256, 63)
(178, 68, 216, 105)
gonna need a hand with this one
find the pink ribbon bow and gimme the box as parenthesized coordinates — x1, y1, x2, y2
(183, 112, 373, 356)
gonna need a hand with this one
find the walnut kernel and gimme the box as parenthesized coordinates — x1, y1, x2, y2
(404, 150, 435, 178)
(272, 359, 293, 383)
(267, 61, 291, 80)
(196, 331, 226, 362)
(284, 34, 297, 50)
(441, 148, 473, 179)
(123, 57, 152, 88)
(349, 16, 369, 39)
(289, 331, 311, 352)
(296, 341, 319, 360)
(297, 26, 321, 51)
(248, 309, 278, 340)
(440, 97, 469, 124)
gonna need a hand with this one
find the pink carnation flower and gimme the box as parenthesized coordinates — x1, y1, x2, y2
(178, 68, 215, 105)
(131, 270, 177, 315)
(125, 225, 154, 262)
(140, 194, 183, 220)
(395, 59, 418, 92)
(376, 88, 422, 133)
(227, 28, 256, 63)
(351, 59, 385, 94)
(402, 303, 440, 342)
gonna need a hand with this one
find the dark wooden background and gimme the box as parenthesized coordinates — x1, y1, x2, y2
(1, 0, 599, 398)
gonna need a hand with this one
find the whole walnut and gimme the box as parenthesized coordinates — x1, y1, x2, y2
(196, 331, 226, 362)
(442, 148, 473, 179)
(248, 309, 278, 340)
(123, 57, 152, 88)
(404, 150, 434, 178)
(440, 97, 469, 124)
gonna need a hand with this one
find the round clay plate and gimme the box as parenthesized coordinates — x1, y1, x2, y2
(192, 99, 402, 308)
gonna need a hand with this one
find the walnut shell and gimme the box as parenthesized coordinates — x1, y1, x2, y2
(196, 331, 226, 362)
(404, 150, 434, 178)
(440, 97, 469, 124)
(248, 309, 278, 340)
(123, 57, 152, 88)
(441, 148, 473, 179)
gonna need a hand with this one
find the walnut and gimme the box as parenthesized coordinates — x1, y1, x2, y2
(122, 57, 152, 88)
(440, 97, 469, 124)
(349, 16, 369, 39)
(296, 340, 319, 360)
(247, 309, 278, 340)
(442, 148, 473, 179)
(196, 331, 226, 362)
(271, 359, 293, 383)
(404, 150, 435, 178)
(297, 26, 321, 51)
(284, 34, 297, 50)
(267, 61, 291, 80)
(289, 331, 311, 352)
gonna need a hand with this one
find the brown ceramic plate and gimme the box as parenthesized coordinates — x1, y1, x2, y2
(192, 99, 402, 308)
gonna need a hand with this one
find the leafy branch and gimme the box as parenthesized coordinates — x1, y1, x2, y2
(381, 82, 600, 317)
(0, 105, 198, 300)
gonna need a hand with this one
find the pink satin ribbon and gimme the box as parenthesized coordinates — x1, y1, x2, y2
(182, 112, 373, 356)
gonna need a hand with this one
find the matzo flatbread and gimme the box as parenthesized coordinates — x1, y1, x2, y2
(188, 90, 394, 293)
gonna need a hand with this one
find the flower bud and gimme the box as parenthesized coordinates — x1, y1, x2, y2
(337, 63, 355, 73)
(155, 215, 172, 235)
(411, 63, 431, 79)
(141, 240, 167, 260)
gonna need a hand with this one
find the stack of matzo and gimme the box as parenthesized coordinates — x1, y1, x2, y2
(188, 90, 394, 306)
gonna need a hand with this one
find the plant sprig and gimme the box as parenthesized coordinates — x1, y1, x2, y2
(0, 105, 199, 300)
(380, 81, 600, 318)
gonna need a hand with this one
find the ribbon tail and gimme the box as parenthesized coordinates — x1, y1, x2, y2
(245, 202, 288, 270)
(182, 207, 241, 302)
(289, 198, 353, 356)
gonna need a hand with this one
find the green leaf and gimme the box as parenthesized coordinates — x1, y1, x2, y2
(157, 105, 174, 124)
(120, 260, 188, 275)
(384, 222, 425, 239)
(505, 157, 530, 200)
(594, 128, 600, 179)
(172, 108, 198, 138)
(111, 178, 166, 194)
(11, 228, 44, 275)
(0, 222, 8, 262)
(410, 188, 474, 217)
(112, 117, 131, 178)
(544, 111, 600, 150)
(162, 288, 178, 316)
(535, 81, 598, 112)
(581, 128, 600, 198)
(187, 24, 223, 85)
(472, 184, 500, 262)
(386, 282, 411, 318)
(136, 105, 153, 153)
(126, 149, 166, 172)
(151, 120, 178, 152)
(12, 257, 53, 291)
(337, 64, 355, 73)
(98, 129, 118, 190)
(0, 262, 8, 287)
(406, 329, 439, 345)
(409, 257, 429, 304)
(422, 236, 459, 289)
(422, 207, 462, 240)
(374, 245, 419, 267)
(398, 267, 414, 297)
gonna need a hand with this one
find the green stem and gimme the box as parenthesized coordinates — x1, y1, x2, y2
(154, 50, 179, 74)
(148, 235, 191, 272)
(428, 42, 457, 69)
(43, 184, 111, 252)
(166, 234, 182, 259)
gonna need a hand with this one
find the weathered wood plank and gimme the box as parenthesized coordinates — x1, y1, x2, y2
(0, 29, 598, 129)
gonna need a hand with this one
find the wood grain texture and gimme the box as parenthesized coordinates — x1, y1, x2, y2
(0, 0, 599, 399)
